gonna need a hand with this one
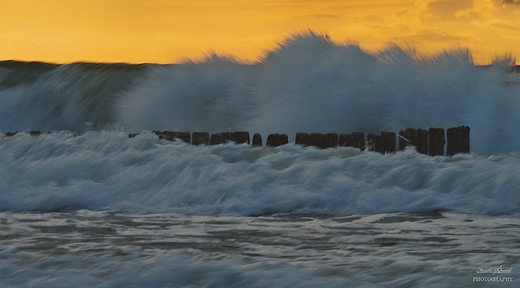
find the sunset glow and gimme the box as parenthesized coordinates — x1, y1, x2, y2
(1, 0, 520, 64)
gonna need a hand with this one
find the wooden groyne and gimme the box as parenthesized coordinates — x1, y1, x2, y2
(2, 126, 470, 156)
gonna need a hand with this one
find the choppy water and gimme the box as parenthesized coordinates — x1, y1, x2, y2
(1, 33, 519, 286)
(1, 211, 518, 287)
(0, 132, 518, 286)
(1, 131, 520, 216)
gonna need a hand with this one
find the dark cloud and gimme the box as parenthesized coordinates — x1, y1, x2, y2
(503, 0, 520, 4)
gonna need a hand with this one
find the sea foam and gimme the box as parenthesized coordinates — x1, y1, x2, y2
(117, 33, 520, 155)
(1, 131, 519, 215)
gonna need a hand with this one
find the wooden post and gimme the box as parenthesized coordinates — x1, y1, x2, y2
(339, 132, 365, 150)
(231, 131, 250, 144)
(447, 126, 470, 156)
(324, 133, 338, 148)
(29, 130, 43, 136)
(192, 132, 209, 145)
(209, 133, 219, 145)
(155, 131, 191, 143)
(367, 134, 384, 153)
(428, 127, 445, 156)
(210, 132, 248, 145)
(266, 133, 288, 147)
(352, 132, 365, 150)
(398, 129, 411, 150)
(401, 128, 428, 154)
(338, 133, 349, 147)
(252, 133, 262, 146)
(298, 132, 344, 148)
(295, 133, 310, 147)
(220, 132, 232, 143)
(209, 133, 222, 145)
(416, 129, 429, 155)
(309, 133, 325, 149)
(380, 131, 396, 153)
(303, 133, 338, 149)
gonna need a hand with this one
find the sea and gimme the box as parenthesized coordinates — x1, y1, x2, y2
(1, 33, 520, 287)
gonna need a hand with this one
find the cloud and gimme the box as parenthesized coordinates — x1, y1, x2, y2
(489, 0, 520, 7)
(490, 22, 520, 31)
(427, 0, 474, 15)
(420, 0, 480, 21)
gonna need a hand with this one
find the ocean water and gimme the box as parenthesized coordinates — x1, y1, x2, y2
(1, 33, 520, 287)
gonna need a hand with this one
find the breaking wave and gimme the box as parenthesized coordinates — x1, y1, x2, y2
(1, 33, 520, 155)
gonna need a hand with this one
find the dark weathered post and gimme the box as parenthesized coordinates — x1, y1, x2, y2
(155, 131, 191, 143)
(210, 132, 233, 145)
(206, 131, 247, 145)
(209, 133, 222, 145)
(428, 127, 445, 156)
(338, 133, 349, 147)
(29, 130, 43, 136)
(351, 132, 365, 150)
(306, 133, 338, 149)
(398, 129, 411, 150)
(367, 134, 384, 153)
(176, 132, 191, 143)
(309, 133, 325, 149)
(380, 131, 396, 153)
(339, 132, 365, 150)
(401, 128, 428, 154)
(295, 133, 310, 147)
(447, 126, 470, 156)
(266, 133, 288, 147)
(192, 132, 210, 145)
(220, 132, 232, 143)
(231, 131, 250, 144)
(252, 133, 262, 146)
(416, 129, 429, 155)
(324, 133, 338, 148)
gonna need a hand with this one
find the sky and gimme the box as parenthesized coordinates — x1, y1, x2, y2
(1, 0, 520, 64)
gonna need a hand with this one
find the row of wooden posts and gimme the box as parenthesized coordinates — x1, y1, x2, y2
(131, 126, 469, 156)
(2, 126, 470, 156)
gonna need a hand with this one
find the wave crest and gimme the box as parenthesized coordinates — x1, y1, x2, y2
(118, 33, 520, 155)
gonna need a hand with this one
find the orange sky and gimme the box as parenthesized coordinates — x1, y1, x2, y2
(1, 0, 520, 64)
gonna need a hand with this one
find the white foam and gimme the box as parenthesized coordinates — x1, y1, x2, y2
(1, 131, 519, 216)
(117, 33, 520, 155)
